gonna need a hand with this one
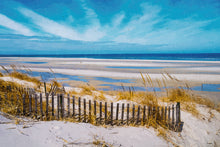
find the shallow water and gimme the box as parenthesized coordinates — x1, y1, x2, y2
(17, 70, 88, 82)
(191, 84, 220, 92)
(22, 61, 47, 64)
(99, 83, 220, 92)
(94, 77, 133, 83)
(106, 66, 165, 69)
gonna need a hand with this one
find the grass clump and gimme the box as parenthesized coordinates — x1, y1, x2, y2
(94, 91, 106, 101)
(9, 71, 41, 85)
(80, 84, 96, 95)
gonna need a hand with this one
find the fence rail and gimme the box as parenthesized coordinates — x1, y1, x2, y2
(0, 93, 183, 132)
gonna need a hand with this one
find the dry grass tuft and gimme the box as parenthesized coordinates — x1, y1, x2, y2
(79, 84, 96, 95)
(94, 91, 106, 101)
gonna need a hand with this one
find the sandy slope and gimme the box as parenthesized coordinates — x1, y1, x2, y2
(0, 113, 167, 147)
(1, 104, 219, 147)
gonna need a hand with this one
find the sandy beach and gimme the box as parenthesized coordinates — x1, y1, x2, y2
(1, 57, 220, 95)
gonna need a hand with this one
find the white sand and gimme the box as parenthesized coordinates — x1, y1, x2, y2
(0, 77, 35, 87)
(18, 67, 220, 83)
(1, 103, 219, 147)
(0, 114, 167, 147)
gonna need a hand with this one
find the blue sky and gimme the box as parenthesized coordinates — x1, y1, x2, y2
(0, 0, 219, 54)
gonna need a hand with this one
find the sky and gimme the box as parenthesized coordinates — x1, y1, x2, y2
(0, 0, 220, 54)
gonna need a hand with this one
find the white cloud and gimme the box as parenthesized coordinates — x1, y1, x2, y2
(79, 0, 105, 41)
(0, 13, 35, 36)
(111, 2, 218, 49)
(18, 7, 104, 41)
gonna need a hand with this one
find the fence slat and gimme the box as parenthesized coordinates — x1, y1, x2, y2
(29, 94, 32, 115)
(5, 94, 7, 105)
(161, 106, 164, 121)
(127, 104, 129, 125)
(168, 106, 170, 124)
(94, 100, 96, 124)
(132, 104, 135, 123)
(157, 106, 160, 121)
(99, 102, 102, 124)
(16, 95, 20, 114)
(143, 106, 146, 124)
(72, 96, 75, 118)
(46, 93, 49, 119)
(172, 105, 174, 126)
(57, 94, 60, 119)
(165, 106, 167, 122)
(116, 103, 119, 121)
(153, 107, 156, 119)
(52, 92, 54, 117)
(23, 94, 26, 115)
(89, 100, 91, 122)
(34, 94, 37, 118)
(148, 106, 151, 120)
(61, 94, 64, 119)
(176, 102, 181, 131)
(84, 99, 86, 122)
(67, 94, 70, 117)
(105, 102, 107, 124)
(121, 103, 124, 124)
(40, 93, 43, 119)
(136, 105, 140, 124)
(111, 102, 113, 125)
(78, 97, 81, 121)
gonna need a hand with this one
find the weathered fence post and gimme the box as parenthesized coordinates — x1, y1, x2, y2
(46, 93, 49, 120)
(153, 107, 156, 119)
(148, 106, 151, 120)
(161, 106, 164, 121)
(168, 106, 171, 126)
(5, 93, 7, 105)
(84, 99, 86, 122)
(40, 93, 43, 119)
(23, 94, 26, 115)
(172, 104, 174, 127)
(78, 97, 81, 121)
(89, 100, 91, 122)
(29, 94, 32, 116)
(165, 106, 167, 122)
(143, 106, 146, 125)
(156, 106, 160, 122)
(121, 103, 124, 124)
(34, 94, 37, 118)
(105, 102, 107, 124)
(94, 100, 96, 124)
(52, 92, 54, 117)
(132, 104, 135, 123)
(127, 103, 129, 125)
(176, 102, 181, 131)
(16, 95, 20, 114)
(99, 102, 102, 124)
(136, 105, 140, 125)
(57, 94, 60, 119)
(116, 103, 119, 122)
(67, 94, 70, 117)
(72, 96, 75, 118)
(61, 94, 64, 119)
(111, 102, 113, 125)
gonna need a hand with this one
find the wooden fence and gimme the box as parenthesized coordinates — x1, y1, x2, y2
(0, 93, 183, 132)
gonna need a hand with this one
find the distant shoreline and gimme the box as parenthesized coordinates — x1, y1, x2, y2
(0, 53, 220, 61)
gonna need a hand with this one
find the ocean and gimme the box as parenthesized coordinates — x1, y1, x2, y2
(0, 53, 220, 61)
